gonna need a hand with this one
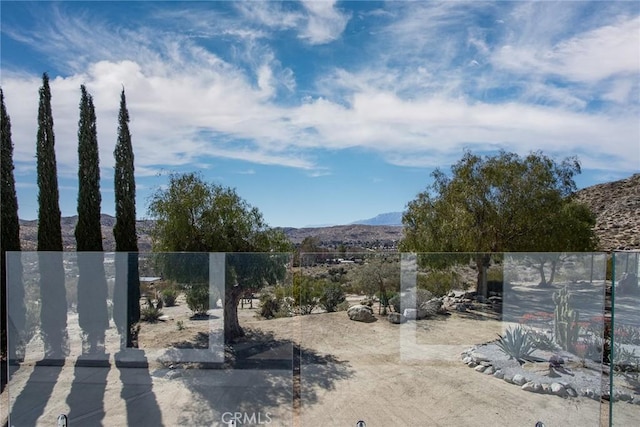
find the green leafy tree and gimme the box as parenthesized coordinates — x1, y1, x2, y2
(36, 73, 68, 358)
(354, 255, 400, 314)
(113, 88, 140, 347)
(147, 172, 292, 341)
(1, 88, 25, 374)
(525, 202, 597, 286)
(401, 150, 597, 296)
(75, 85, 109, 353)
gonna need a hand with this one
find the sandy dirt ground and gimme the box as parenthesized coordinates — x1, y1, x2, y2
(1, 296, 637, 426)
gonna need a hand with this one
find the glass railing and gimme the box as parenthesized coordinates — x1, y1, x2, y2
(610, 251, 640, 426)
(5, 252, 295, 426)
(4, 251, 635, 426)
(299, 252, 607, 426)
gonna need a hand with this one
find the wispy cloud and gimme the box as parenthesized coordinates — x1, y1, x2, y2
(494, 15, 640, 84)
(235, 0, 351, 44)
(1, 1, 638, 190)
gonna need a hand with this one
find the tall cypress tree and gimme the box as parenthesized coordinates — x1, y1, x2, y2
(36, 73, 68, 360)
(75, 85, 108, 354)
(113, 88, 140, 348)
(1, 89, 25, 384)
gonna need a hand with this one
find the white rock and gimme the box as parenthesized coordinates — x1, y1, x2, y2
(470, 351, 490, 363)
(475, 365, 487, 373)
(512, 374, 527, 386)
(550, 383, 567, 397)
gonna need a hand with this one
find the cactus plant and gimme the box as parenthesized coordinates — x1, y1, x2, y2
(552, 286, 580, 352)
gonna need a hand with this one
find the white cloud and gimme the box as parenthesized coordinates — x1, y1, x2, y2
(235, 0, 350, 45)
(2, 1, 638, 190)
(299, 0, 351, 44)
(493, 15, 640, 84)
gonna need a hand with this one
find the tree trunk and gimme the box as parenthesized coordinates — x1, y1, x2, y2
(224, 287, 245, 342)
(549, 260, 557, 285)
(538, 262, 547, 286)
(476, 254, 490, 298)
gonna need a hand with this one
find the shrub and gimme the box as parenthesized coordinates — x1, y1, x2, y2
(258, 286, 293, 319)
(293, 276, 321, 315)
(496, 326, 535, 364)
(259, 293, 281, 319)
(141, 295, 164, 322)
(161, 287, 179, 307)
(141, 302, 163, 323)
(613, 343, 640, 373)
(319, 283, 346, 312)
(186, 284, 209, 316)
(418, 271, 457, 297)
(376, 290, 393, 314)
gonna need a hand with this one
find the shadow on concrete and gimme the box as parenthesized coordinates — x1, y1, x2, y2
(115, 350, 164, 426)
(65, 357, 110, 425)
(7, 365, 63, 426)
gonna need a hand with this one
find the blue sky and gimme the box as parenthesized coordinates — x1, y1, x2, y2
(1, 1, 639, 228)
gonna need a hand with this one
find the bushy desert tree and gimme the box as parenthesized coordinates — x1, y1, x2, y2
(354, 255, 400, 314)
(401, 150, 597, 296)
(147, 172, 292, 341)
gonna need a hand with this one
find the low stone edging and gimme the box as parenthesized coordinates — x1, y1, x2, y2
(460, 348, 640, 404)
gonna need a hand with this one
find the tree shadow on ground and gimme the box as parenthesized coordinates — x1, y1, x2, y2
(170, 331, 211, 350)
(115, 351, 164, 426)
(66, 360, 110, 425)
(162, 327, 354, 426)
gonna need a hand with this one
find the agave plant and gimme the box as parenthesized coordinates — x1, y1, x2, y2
(496, 326, 536, 365)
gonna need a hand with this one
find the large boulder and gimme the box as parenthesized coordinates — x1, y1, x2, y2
(348, 305, 376, 322)
(418, 298, 443, 318)
(403, 308, 418, 320)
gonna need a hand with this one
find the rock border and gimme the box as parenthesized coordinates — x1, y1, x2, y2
(460, 348, 639, 404)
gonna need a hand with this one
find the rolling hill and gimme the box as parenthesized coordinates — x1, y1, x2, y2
(16, 173, 639, 252)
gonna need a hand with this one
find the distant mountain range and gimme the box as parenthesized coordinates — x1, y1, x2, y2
(16, 173, 639, 252)
(352, 211, 403, 226)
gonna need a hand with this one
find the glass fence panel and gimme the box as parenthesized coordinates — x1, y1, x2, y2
(611, 251, 640, 426)
(297, 252, 607, 426)
(6, 252, 295, 426)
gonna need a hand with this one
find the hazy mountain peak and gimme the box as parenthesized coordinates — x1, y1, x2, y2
(352, 212, 403, 226)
